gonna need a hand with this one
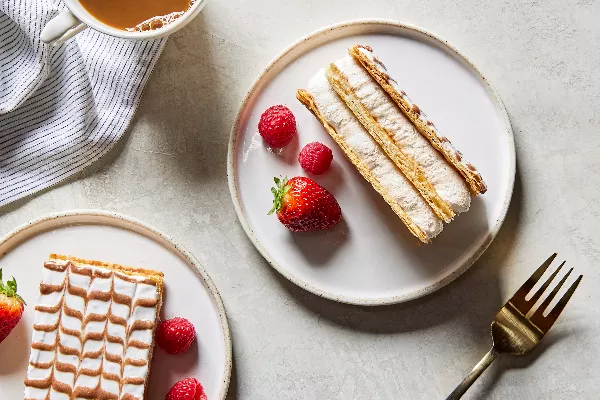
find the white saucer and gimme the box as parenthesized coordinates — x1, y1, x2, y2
(0, 210, 231, 399)
(228, 19, 515, 305)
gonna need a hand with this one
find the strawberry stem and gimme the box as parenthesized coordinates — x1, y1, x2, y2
(0, 268, 26, 305)
(268, 176, 291, 215)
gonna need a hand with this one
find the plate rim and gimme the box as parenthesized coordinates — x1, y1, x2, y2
(227, 18, 516, 306)
(0, 209, 232, 400)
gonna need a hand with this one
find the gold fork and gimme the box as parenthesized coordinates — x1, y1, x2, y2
(445, 254, 583, 399)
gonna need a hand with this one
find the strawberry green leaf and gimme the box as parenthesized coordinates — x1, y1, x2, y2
(6, 280, 15, 297)
(15, 294, 26, 305)
(8, 277, 16, 293)
(268, 176, 290, 215)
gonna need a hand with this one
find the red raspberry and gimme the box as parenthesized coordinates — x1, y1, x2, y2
(258, 105, 297, 148)
(156, 317, 196, 355)
(166, 377, 207, 400)
(298, 142, 333, 175)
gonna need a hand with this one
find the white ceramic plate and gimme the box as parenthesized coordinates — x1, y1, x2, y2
(0, 211, 231, 399)
(228, 19, 515, 306)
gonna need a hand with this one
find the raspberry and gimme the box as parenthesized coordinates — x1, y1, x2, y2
(258, 105, 297, 148)
(156, 317, 196, 355)
(165, 377, 207, 400)
(298, 142, 333, 175)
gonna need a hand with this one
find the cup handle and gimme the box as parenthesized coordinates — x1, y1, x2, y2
(41, 10, 88, 46)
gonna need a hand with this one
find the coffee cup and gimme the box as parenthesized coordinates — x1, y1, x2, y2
(41, 0, 207, 46)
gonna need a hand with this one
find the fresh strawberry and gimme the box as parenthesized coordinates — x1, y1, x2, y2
(0, 269, 26, 344)
(258, 105, 297, 148)
(298, 142, 333, 175)
(166, 377, 207, 400)
(156, 317, 196, 355)
(269, 176, 342, 232)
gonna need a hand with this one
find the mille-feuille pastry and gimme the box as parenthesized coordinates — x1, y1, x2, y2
(297, 70, 443, 243)
(349, 45, 487, 194)
(24, 254, 164, 400)
(326, 56, 472, 222)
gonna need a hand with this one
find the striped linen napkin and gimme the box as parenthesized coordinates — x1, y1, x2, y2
(0, 0, 166, 208)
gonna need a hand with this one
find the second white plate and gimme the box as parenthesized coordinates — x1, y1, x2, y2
(228, 20, 515, 305)
(0, 211, 231, 399)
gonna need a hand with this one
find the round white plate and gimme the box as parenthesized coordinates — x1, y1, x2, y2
(228, 19, 515, 306)
(0, 211, 231, 399)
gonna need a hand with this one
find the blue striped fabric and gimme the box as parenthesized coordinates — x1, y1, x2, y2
(0, 0, 166, 207)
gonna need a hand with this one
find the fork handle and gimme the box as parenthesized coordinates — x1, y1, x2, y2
(445, 348, 498, 400)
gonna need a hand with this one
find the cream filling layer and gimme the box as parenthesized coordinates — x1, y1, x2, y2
(308, 69, 443, 238)
(334, 55, 471, 213)
(356, 46, 485, 193)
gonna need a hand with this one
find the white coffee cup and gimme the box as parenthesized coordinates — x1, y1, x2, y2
(41, 0, 208, 46)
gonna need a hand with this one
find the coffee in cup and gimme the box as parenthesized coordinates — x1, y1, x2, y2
(40, 0, 207, 46)
(78, 0, 194, 32)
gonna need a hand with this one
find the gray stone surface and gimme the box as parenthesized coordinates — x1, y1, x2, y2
(1, 0, 599, 398)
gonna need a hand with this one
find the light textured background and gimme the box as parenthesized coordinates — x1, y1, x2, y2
(1, 0, 599, 398)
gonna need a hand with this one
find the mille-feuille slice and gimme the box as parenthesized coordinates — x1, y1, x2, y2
(297, 69, 443, 243)
(25, 254, 163, 400)
(326, 55, 471, 218)
(350, 45, 487, 195)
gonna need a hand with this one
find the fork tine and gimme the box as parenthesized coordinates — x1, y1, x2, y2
(525, 261, 565, 311)
(548, 275, 583, 320)
(510, 253, 557, 310)
(531, 274, 582, 333)
(534, 268, 572, 316)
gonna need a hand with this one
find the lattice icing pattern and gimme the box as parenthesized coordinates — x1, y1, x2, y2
(24, 257, 161, 400)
